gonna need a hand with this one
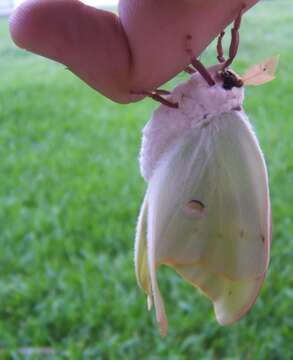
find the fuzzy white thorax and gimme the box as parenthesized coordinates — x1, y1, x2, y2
(140, 64, 245, 181)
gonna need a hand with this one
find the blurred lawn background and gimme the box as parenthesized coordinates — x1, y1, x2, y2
(0, 1, 293, 359)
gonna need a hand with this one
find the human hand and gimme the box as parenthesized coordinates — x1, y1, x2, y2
(9, 0, 259, 104)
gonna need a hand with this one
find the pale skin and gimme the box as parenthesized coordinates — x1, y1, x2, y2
(9, 0, 259, 104)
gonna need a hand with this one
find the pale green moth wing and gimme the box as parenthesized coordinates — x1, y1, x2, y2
(136, 111, 271, 336)
(135, 194, 152, 308)
(135, 192, 168, 336)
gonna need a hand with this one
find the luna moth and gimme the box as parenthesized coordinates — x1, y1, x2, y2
(134, 8, 277, 337)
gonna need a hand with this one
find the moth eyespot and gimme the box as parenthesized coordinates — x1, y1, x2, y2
(183, 200, 205, 217)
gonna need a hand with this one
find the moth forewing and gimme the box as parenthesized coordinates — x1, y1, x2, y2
(143, 112, 270, 332)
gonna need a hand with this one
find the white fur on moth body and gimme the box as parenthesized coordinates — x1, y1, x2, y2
(140, 64, 244, 181)
(135, 58, 277, 337)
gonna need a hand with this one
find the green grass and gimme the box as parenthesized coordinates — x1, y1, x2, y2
(0, 2, 293, 359)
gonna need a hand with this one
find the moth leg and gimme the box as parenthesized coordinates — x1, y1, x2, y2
(154, 89, 171, 96)
(186, 35, 215, 86)
(131, 90, 179, 109)
(184, 66, 196, 74)
(148, 90, 179, 109)
(224, 6, 245, 68)
(217, 31, 226, 63)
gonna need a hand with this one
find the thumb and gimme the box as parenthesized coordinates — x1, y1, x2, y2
(9, 0, 134, 103)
